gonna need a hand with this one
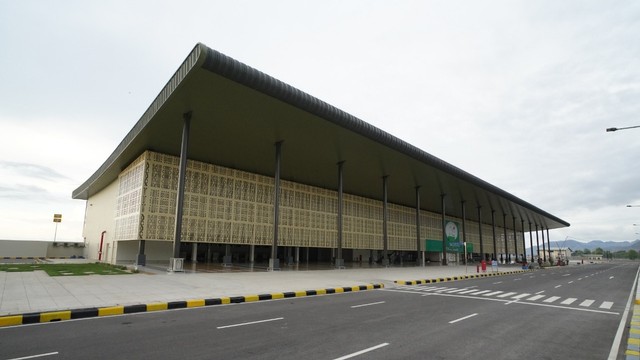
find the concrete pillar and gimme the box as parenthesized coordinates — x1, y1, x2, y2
(136, 240, 146, 266)
(461, 201, 467, 266)
(535, 224, 541, 262)
(191, 242, 198, 264)
(382, 176, 389, 267)
(477, 206, 484, 260)
(171, 112, 192, 272)
(336, 161, 345, 269)
(269, 141, 283, 271)
(415, 186, 422, 266)
(491, 210, 497, 261)
(513, 217, 518, 263)
(249, 244, 255, 263)
(223, 244, 232, 266)
(441, 194, 447, 265)
(541, 226, 547, 263)
(503, 213, 509, 263)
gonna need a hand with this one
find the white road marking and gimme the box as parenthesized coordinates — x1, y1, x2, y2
(483, 291, 504, 296)
(527, 295, 546, 301)
(381, 288, 620, 315)
(609, 276, 614, 279)
(493, 281, 503, 284)
(217, 317, 284, 329)
(333, 343, 389, 360)
(561, 298, 577, 305)
(432, 288, 452, 292)
(577, 278, 583, 281)
(458, 289, 481, 294)
(513, 278, 521, 281)
(6, 353, 59, 360)
(568, 281, 574, 284)
(543, 296, 561, 303)
(446, 289, 467, 293)
(351, 301, 386, 308)
(579, 300, 595, 307)
(469, 290, 491, 295)
(535, 291, 545, 294)
(511, 293, 531, 299)
(449, 313, 479, 324)
(600, 301, 614, 310)
(555, 285, 562, 288)
(562, 274, 571, 277)
(497, 292, 518, 298)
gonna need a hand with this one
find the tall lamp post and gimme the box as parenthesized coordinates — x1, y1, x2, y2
(606, 125, 640, 132)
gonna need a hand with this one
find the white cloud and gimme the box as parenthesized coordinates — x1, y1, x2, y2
(1, 0, 639, 242)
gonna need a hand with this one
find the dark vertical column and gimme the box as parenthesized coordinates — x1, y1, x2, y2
(415, 186, 422, 266)
(535, 224, 540, 262)
(441, 194, 447, 265)
(172, 111, 192, 270)
(382, 176, 389, 267)
(136, 240, 146, 266)
(336, 161, 345, 269)
(541, 225, 547, 263)
(513, 217, 518, 263)
(477, 206, 484, 260)
(269, 141, 283, 271)
(529, 222, 534, 263)
(546, 227, 552, 262)
(491, 210, 497, 261)
(520, 219, 526, 262)
(461, 201, 467, 265)
(503, 213, 509, 263)
(223, 244, 231, 266)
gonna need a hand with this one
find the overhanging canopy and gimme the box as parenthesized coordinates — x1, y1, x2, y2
(72, 43, 569, 232)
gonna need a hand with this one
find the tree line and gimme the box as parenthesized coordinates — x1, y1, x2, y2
(571, 248, 638, 260)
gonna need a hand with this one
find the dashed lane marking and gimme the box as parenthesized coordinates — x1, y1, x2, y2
(511, 293, 531, 300)
(599, 301, 614, 310)
(543, 296, 561, 303)
(528, 295, 545, 301)
(561, 298, 577, 305)
(580, 300, 595, 307)
(497, 292, 518, 298)
(483, 291, 504, 297)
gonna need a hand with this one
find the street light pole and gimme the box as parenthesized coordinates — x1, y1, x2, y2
(606, 125, 640, 132)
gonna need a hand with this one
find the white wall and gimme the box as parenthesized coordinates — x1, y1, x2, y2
(82, 180, 119, 263)
(0, 240, 48, 257)
(0, 240, 83, 258)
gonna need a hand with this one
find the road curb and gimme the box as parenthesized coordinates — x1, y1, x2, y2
(394, 269, 531, 285)
(0, 283, 384, 328)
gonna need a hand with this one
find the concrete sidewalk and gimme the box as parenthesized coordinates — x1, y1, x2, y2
(0, 262, 525, 317)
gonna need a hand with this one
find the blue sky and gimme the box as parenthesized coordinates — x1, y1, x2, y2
(1, 0, 639, 243)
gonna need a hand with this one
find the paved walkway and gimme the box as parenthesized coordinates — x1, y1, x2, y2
(0, 262, 519, 316)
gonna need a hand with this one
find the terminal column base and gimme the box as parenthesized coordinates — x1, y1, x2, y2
(335, 258, 345, 269)
(268, 258, 280, 271)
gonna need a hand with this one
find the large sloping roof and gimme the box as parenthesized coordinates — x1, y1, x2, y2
(73, 43, 569, 231)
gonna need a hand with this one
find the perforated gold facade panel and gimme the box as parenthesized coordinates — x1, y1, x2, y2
(113, 151, 523, 253)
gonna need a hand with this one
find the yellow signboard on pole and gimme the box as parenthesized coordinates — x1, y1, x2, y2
(53, 214, 62, 223)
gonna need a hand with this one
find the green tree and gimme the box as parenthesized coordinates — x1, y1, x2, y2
(583, 248, 592, 255)
(629, 250, 638, 260)
(594, 247, 604, 255)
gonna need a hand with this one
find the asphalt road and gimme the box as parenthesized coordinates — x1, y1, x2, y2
(0, 263, 637, 360)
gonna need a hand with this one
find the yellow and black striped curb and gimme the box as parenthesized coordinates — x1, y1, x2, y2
(394, 269, 532, 285)
(0, 283, 384, 328)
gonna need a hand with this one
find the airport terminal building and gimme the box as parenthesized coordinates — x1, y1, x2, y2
(72, 43, 569, 269)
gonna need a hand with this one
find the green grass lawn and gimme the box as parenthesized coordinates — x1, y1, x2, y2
(0, 262, 132, 276)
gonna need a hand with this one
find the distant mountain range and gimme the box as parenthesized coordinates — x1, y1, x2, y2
(527, 239, 640, 252)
